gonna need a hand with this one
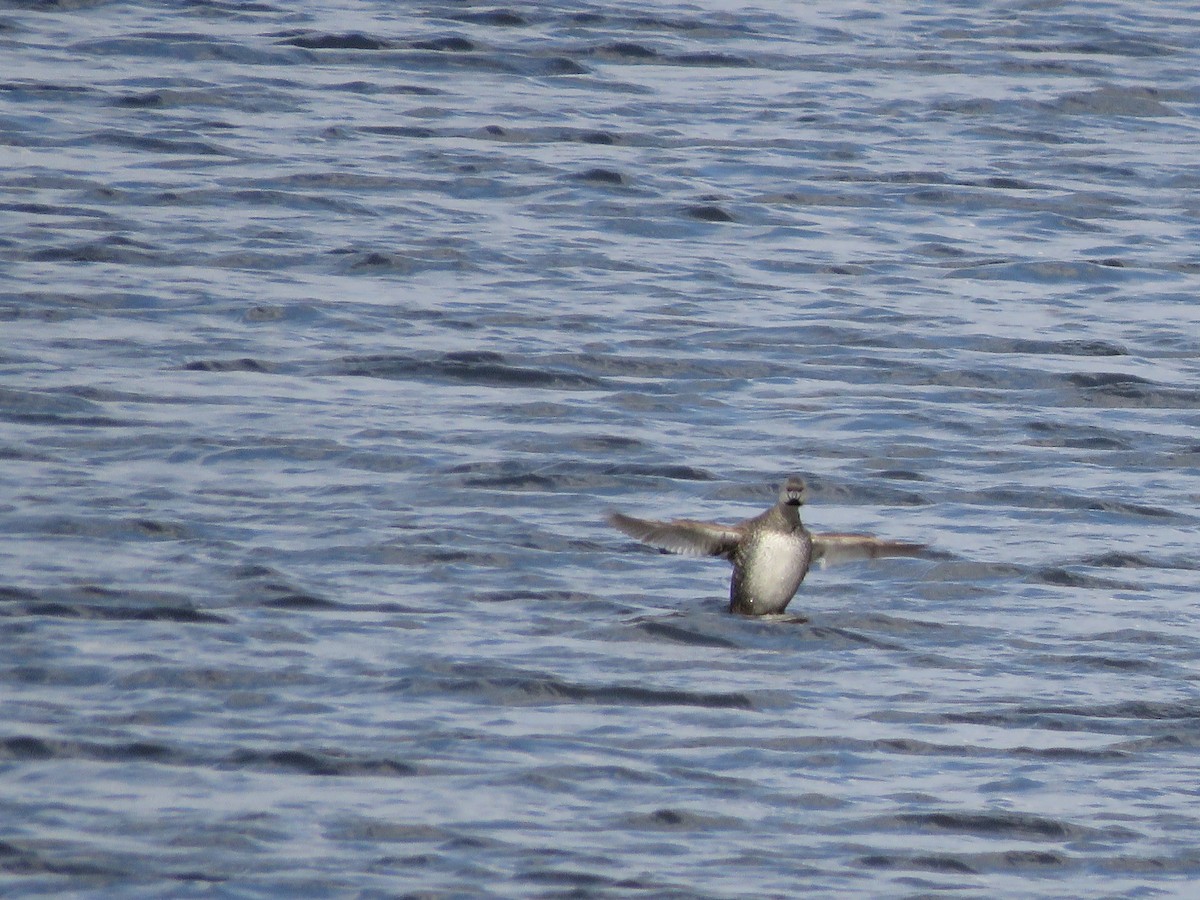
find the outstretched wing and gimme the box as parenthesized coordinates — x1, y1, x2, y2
(811, 533, 926, 567)
(608, 512, 743, 559)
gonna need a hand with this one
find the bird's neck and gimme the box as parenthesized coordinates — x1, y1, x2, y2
(775, 503, 802, 531)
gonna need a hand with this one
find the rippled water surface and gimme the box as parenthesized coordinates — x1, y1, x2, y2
(4, 1, 1200, 896)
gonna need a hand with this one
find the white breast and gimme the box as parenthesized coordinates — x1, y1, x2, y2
(732, 530, 811, 613)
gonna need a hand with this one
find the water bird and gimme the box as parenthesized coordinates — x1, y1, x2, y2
(608, 477, 925, 615)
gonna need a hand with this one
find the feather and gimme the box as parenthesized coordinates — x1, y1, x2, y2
(607, 512, 743, 559)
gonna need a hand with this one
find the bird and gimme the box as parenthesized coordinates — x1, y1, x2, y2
(608, 477, 925, 615)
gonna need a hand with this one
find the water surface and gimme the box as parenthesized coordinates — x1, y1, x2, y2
(3, 1, 1200, 896)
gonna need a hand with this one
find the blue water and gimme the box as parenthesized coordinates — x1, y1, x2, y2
(3, 1, 1200, 896)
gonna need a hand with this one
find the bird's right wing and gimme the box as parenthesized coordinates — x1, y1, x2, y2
(608, 512, 743, 559)
(811, 533, 926, 567)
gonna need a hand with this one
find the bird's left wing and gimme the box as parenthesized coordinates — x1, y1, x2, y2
(608, 512, 743, 559)
(811, 533, 926, 567)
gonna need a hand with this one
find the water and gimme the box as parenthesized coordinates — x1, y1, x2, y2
(3, 0, 1200, 895)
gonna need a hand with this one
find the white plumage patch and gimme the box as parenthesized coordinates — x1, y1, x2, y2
(738, 532, 809, 607)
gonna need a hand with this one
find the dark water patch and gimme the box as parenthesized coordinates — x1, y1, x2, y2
(276, 32, 392, 50)
(1165, 444, 1200, 467)
(562, 434, 648, 453)
(472, 589, 604, 606)
(15, 602, 228, 624)
(237, 571, 336, 611)
(803, 477, 930, 508)
(873, 468, 926, 481)
(911, 241, 971, 261)
(383, 542, 520, 568)
(572, 167, 626, 185)
(517, 764, 665, 795)
(6, 663, 118, 691)
(0, 200, 113, 219)
(1046, 85, 1179, 117)
(758, 188, 877, 208)
(540, 56, 589, 75)
(0, 80, 94, 99)
(447, 9, 528, 27)
(861, 848, 1078, 875)
(673, 51, 750, 66)
(443, 458, 715, 492)
(112, 91, 166, 108)
(967, 487, 1178, 519)
(0, 386, 116, 425)
(114, 663, 317, 692)
(836, 614, 946, 636)
(130, 518, 188, 539)
(944, 700, 1200, 740)
(519, 868, 621, 889)
(27, 239, 165, 266)
(257, 593, 340, 611)
(854, 169, 952, 186)
(332, 81, 444, 96)
(978, 337, 1128, 357)
(410, 36, 477, 52)
(472, 124, 620, 144)
(224, 188, 377, 216)
(1110, 733, 1200, 752)
(998, 849, 1070, 868)
(357, 126, 439, 140)
(326, 819, 462, 844)
(1084, 551, 1196, 570)
(1025, 420, 1131, 450)
(1011, 34, 1173, 58)
(232, 564, 279, 580)
(391, 664, 754, 710)
(1067, 377, 1200, 410)
(577, 129, 618, 144)
(88, 129, 231, 157)
(858, 852, 977, 874)
(14, 514, 194, 544)
(0, 735, 178, 765)
(588, 41, 659, 60)
(1031, 567, 1142, 590)
(1067, 371, 1155, 389)
(226, 748, 418, 777)
(1083, 628, 1194, 647)
(182, 357, 273, 373)
(946, 260, 1139, 283)
(0, 443, 51, 463)
(0, 840, 126, 879)
(632, 619, 740, 648)
(620, 808, 741, 831)
(1024, 700, 1200, 722)
(2, 583, 227, 624)
(606, 463, 715, 481)
(335, 352, 608, 390)
(1030, 653, 1160, 673)
(576, 349, 777, 381)
(802, 626, 906, 651)
(883, 810, 1123, 842)
(867, 736, 1122, 762)
(442, 462, 564, 492)
(685, 204, 735, 222)
(1, 735, 55, 760)
(973, 175, 1043, 191)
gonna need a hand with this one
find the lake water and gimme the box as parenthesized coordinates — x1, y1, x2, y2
(3, 1, 1200, 896)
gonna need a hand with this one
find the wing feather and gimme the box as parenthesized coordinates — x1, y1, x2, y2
(608, 512, 742, 559)
(811, 532, 926, 567)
